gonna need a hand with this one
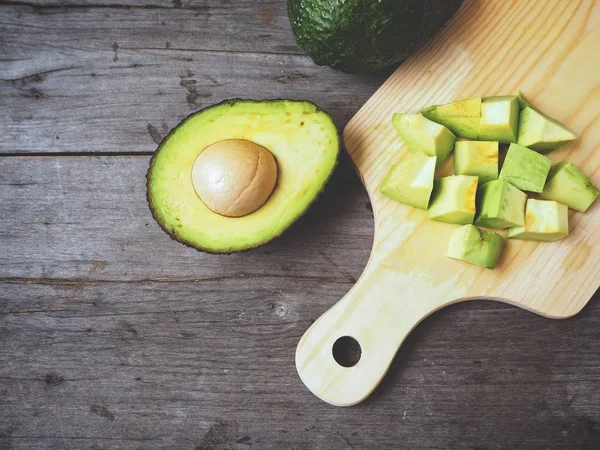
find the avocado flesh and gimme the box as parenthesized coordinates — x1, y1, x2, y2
(540, 161, 599, 212)
(454, 140, 498, 184)
(380, 153, 436, 209)
(507, 199, 569, 242)
(478, 96, 519, 143)
(287, 0, 464, 73)
(499, 143, 551, 193)
(475, 180, 526, 229)
(147, 99, 339, 253)
(421, 97, 481, 139)
(428, 175, 478, 224)
(517, 107, 576, 153)
(391, 113, 455, 165)
(447, 224, 504, 269)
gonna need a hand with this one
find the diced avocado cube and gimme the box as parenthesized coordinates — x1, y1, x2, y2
(540, 161, 599, 212)
(421, 97, 482, 139)
(517, 107, 576, 153)
(454, 140, 498, 184)
(507, 199, 568, 242)
(499, 143, 551, 193)
(391, 113, 455, 165)
(475, 180, 526, 229)
(428, 175, 478, 224)
(447, 224, 505, 269)
(478, 96, 519, 143)
(380, 152, 437, 210)
(514, 92, 576, 153)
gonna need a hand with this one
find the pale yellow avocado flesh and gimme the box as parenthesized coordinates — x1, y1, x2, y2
(478, 96, 519, 144)
(147, 99, 339, 253)
(517, 107, 576, 153)
(380, 152, 437, 209)
(428, 175, 478, 224)
(447, 224, 505, 269)
(454, 140, 498, 184)
(540, 161, 599, 212)
(507, 199, 569, 242)
(391, 113, 455, 165)
(421, 97, 482, 139)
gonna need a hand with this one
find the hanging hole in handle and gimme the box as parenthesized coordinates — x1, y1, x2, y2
(332, 336, 362, 367)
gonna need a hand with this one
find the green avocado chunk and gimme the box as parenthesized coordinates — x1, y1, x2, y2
(287, 0, 464, 73)
(380, 152, 437, 210)
(428, 175, 478, 224)
(517, 107, 576, 153)
(447, 224, 505, 269)
(507, 199, 569, 242)
(475, 180, 526, 229)
(421, 97, 482, 139)
(146, 99, 339, 253)
(392, 113, 455, 165)
(478, 96, 519, 143)
(499, 143, 551, 193)
(454, 140, 498, 184)
(540, 161, 599, 212)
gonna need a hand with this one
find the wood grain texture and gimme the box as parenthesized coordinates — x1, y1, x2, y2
(2, 277, 600, 449)
(1, 1, 298, 55)
(0, 2, 383, 155)
(297, 0, 600, 406)
(0, 156, 598, 449)
(1, 0, 600, 448)
(0, 156, 371, 281)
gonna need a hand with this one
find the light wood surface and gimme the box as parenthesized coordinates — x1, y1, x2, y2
(296, 0, 600, 407)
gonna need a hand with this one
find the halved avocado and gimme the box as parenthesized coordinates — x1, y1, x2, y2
(147, 99, 339, 253)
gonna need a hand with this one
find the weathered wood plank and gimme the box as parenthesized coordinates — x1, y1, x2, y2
(0, 156, 372, 281)
(1, 279, 599, 449)
(0, 50, 383, 155)
(0, 156, 599, 449)
(1, 2, 299, 56)
(5, 0, 231, 5)
(2, 0, 286, 11)
(0, 4, 385, 155)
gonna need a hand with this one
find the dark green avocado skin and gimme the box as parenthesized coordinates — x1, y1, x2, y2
(287, 0, 464, 73)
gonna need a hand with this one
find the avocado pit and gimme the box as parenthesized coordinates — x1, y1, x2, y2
(191, 139, 278, 217)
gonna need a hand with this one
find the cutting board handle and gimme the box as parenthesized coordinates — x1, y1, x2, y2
(295, 264, 444, 406)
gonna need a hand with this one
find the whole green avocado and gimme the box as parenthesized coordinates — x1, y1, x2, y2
(287, 0, 464, 73)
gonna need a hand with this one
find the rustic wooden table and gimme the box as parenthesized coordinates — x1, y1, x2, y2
(1, 1, 599, 449)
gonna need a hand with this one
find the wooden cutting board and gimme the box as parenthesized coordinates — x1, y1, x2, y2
(296, 0, 600, 406)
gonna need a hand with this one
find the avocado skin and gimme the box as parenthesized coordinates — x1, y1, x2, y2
(146, 98, 340, 254)
(287, 0, 464, 73)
